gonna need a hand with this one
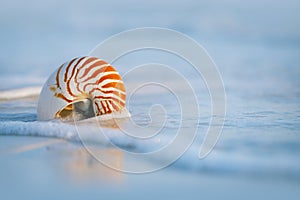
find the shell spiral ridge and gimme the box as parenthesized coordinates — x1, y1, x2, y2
(37, 56, 129, 121)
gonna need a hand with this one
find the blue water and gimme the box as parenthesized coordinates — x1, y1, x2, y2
(0, 0, 300, 182)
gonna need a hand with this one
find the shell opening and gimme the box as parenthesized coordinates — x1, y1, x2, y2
(55, 98, 95, 121)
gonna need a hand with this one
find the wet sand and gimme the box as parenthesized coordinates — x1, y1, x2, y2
(0, 135, 299, 200)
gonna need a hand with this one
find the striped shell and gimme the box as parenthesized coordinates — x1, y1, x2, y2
(37, 56, 130, 121)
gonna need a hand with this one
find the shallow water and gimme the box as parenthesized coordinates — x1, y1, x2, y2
(0, 60, 299, 180)
(0, 0, 300, 186)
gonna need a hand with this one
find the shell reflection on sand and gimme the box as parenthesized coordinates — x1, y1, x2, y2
(0, 137, 124, 183)
(64, 147, 124, 182)
(45, 143, 124, 183)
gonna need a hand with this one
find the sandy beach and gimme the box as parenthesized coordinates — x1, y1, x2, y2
(1, 0, 300, 199)
(0, 135, 299, 200)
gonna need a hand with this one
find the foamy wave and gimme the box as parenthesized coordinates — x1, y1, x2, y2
(0, 87, 41, 101)
(0, 120, 162, 151)
(0, 120, 299, 179)
(0, 121, 78, 139)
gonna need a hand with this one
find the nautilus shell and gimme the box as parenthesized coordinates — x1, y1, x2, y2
(37, 56, 130, 121)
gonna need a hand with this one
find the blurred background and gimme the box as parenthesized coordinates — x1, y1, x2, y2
(0, 0, 299, 199)
(1, 0, 299, 76)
